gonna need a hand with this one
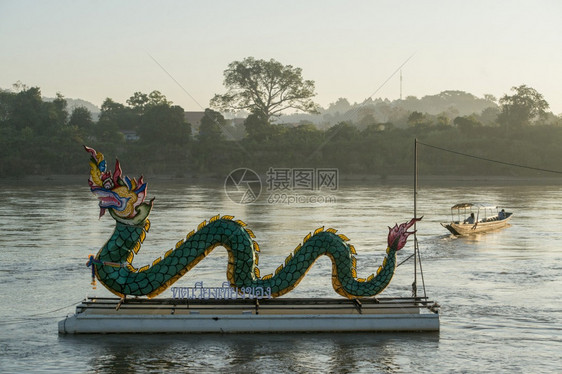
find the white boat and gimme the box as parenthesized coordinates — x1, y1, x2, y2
(441, 202, 513, 236)
(58, 296, 440, 334)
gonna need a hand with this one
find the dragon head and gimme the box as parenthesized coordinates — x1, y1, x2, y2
(387, 217, 421, 251)
(85, 146, 153, 225)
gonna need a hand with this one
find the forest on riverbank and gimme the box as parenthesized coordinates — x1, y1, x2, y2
(1, 84, 561, 181)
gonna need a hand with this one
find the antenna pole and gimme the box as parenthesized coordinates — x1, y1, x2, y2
(400, 69, 402, 101)
(413, 138, 418, 298)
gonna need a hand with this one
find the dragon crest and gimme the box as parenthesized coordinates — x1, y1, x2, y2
(85, 146, 152, 225)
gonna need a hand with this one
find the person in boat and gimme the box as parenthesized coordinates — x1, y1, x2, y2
(498, 209, 506, 220)
(464, 213, 475, 224)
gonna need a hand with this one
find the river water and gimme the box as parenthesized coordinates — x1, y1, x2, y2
(0, 180, 561, 373)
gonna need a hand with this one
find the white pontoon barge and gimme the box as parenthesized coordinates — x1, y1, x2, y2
(59, 296, 440, 334)
(61, 140, 440, 335)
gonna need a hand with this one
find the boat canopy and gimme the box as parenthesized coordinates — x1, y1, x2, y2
(450, 203, 498, 210)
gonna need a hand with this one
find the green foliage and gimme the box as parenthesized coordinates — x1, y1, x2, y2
(498, 85, 549, 128)
(243, 112, 276, 142)
(198, 109, 226, 143)
(0, 86, 85, 176)
(210, 57, 319, 121)
(327, 122, 359, 141)
(2, 83, 562, 180)
(126, 90, 171, 114)
(137, 104, 191, 146)
(407, 111, 426, 127)
(133, 102, 191, 173)
(454, 115, 482, 133)
(69, 106, 94, 141)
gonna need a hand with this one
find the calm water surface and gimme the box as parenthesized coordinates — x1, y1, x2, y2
(0, 181, 561, 373)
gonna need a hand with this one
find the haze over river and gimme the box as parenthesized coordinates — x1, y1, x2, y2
(0, 180, 561, 373)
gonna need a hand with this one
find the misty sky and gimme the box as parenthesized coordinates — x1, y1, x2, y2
(1, 0, 561, 114)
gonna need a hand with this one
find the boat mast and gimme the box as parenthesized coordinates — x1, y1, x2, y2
(413, 138, 428, 299)
(400, 69, 402, 101)
(413, 138, 418, 298)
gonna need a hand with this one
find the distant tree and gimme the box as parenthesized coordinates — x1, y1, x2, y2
(454, 115, 482, 132)
(198, 108, 226, 142)
(138, 103, 191, 146)
(480, 106, 501, 126)
(283, 123, 322, 146)
(358, 113, 376, 130)
(97, 98, 130, 142)
(127, 90, 171, 113)
(99, 98, 126, 121)
(98, 98, 138, 132)
(9, 86, 43, 131)
(69, 106, 94, 139)
(357, 106, 376, 130)
(497, 85, 549, 128)
(407, 111, 426, 126)
(126, 92, 149, 111)
(0, 89, 13, 122)
(69, 106, 93, 127)
(326, 121, 358, 141)
(243, 111, 276, 141)
(68, 106, 94, 129)
(362, 123, 387, 137)
(436, 114, 451, 127)
(483, 94, 497, 104)
(326, 98, 352, 115)
(211, 57, 319, 122)
(0, 86, 89, 174)
(51, 93, 68, 126)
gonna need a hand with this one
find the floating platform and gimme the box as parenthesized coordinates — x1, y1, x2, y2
(58, 297, 440, 334)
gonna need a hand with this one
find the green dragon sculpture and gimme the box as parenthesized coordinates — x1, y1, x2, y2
(85, 146, 418, 299)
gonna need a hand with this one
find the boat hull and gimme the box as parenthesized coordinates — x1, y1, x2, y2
(441, 214, 512, 235)
(58, 297, 440, 334)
